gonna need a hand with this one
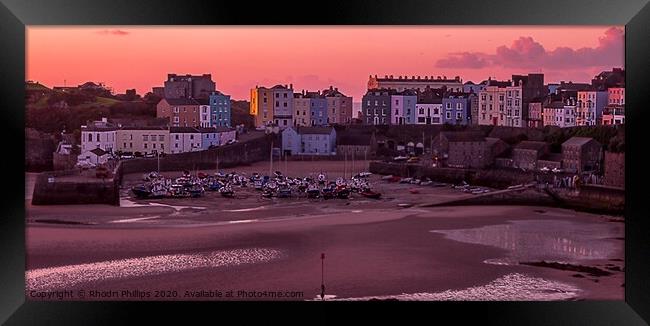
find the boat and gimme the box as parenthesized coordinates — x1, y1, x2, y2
(253, 180, 264, 191)
(360, 189, 381, 199)
(306, 185, 320, 198)
(399, 178, 413, 184)
(321, 187, 335, 199)
(131, 185, 151, 199)
(381, 175, 394, 181)
(188, 184, 204, 198)
(277, 187, 292, 198)
(149, 183, 167, 199)
(335, 186, 350, 199)
(219, 185, 235, 198)
(207, 180, 223, 191)
(317, 173, 327, 185)
(169, 184, 190, 198)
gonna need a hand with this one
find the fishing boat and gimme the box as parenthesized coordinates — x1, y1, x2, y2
(306, 184, 320, 198)
(400, 177, 413, 184)
(169, 184, 190, 198)
(335, 185, 350, 199)
(188, 184, 205, 198)
(131, 185, 151, 199)
(277, 186, 292, 198)
(149, 183, 167, 199)
(321, 187, 335, 199)
(253, 180, 264, 191)
(219, 184, 235, 198)
(317, 173, 327, 185)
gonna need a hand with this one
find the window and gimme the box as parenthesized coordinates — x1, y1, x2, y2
(175, 143, 179, 148)
(446, 103, 451, 109)
(275, 93, 279, 98)
(456, 112, 462, 120)
(159, 135, 164, 141)
(143, 135, 149, 141)
(130, 142, 133, 148)
(87, 133, 92, 142)
(446, 112, 451, 119)
(456, 103, 462, 110)
(175, 134, 179, 140)
(190, 135, 194, 140)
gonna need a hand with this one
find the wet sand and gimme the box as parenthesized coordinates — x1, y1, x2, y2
(25, 161, 624, 301)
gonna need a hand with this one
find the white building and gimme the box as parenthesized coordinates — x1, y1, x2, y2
(170, 127, 202, 154)
(281, 126, 337, 156)
(198, 100, 211, 128)
(78, 118, 117, 163)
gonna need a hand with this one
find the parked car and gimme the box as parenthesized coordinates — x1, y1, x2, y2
(120, 155, 134, 160)
(393, 156, 408, 162)
(144, 153, 156, 158)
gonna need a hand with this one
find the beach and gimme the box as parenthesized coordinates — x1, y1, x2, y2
(25, 161, 624, 301)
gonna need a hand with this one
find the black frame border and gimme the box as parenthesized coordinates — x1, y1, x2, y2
(3, 0, 650, 324)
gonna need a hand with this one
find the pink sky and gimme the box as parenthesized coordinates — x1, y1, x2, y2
(26, 26, 624, 101)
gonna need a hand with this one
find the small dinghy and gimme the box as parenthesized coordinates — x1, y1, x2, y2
(131, 185, 151, 199)
(360, 189, 381, 199)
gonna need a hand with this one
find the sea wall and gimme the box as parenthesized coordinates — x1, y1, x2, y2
(31, 168, 120, 206)
(368, 162, 534, 188)
(118, 135, 275, 175)
(31, 135, 276, 206)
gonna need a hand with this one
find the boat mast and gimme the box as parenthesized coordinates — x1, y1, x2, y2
(269, 140, 273, 177)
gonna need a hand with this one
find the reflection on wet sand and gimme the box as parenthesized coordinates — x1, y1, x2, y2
(431, 219, 623, 265)
(26, 248, 282, 292)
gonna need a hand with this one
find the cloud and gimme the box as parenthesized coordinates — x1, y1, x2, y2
(96, 29, 130, 36)
(436, 27, 623, 70)
(435, 52, 491, 69)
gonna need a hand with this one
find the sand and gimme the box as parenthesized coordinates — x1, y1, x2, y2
(24, 161, 624, 301)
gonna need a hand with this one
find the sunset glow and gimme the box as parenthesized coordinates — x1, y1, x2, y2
(26, 26, 624, 101)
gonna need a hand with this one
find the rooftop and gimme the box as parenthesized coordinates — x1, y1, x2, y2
(297, 126, 335, 135)
(515, 141, 548, 151)
(161, 98, 200, 106)
(562, 136, 599, 147)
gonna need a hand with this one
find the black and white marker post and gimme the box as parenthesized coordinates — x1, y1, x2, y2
(320, 253, 325, 301)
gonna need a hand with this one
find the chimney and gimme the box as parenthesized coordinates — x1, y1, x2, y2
(302, 89, 305, 95)
(335, 87, 338, 91)
(330, 85, 333, 90)
(385, 75, 388, 78)
(290, 83, 293, 89)
(390, 75, 393, 79)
